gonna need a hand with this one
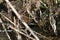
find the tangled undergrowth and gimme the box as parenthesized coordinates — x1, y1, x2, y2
(0, 0, 60, 40)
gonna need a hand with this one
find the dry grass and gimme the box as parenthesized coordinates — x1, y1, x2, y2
(0, 0, 60, 40)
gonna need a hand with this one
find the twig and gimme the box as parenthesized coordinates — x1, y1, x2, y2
(39, 0, 48, 8)
(0, 18, 11, 40)
(49, 14, 57, 35)
(33, 31, 49, 40)
(16, 17, 22, 40)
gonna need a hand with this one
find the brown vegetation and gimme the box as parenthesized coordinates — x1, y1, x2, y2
(0, 0, 60, 40)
